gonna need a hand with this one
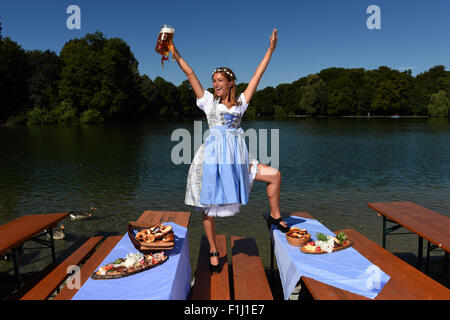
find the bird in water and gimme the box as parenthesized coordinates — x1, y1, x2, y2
(46, 225, 66, 240)
(68, 207, 97, 221)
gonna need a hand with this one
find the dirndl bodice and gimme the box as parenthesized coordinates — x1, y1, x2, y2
(184, 91, 259, 217)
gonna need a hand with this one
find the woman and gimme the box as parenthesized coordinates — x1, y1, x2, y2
(171, 29, 288, 273)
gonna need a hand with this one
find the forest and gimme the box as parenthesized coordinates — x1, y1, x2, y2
(1, 26, 449, 125)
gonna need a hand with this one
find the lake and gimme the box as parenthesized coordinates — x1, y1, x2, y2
(0, 117, 449, 285)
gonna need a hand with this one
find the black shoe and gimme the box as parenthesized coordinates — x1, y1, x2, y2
(266, 215, 290, 233)
(209, 252, 220, 274)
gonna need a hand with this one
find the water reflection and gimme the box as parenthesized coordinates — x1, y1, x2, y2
(0, 118, 448, 274)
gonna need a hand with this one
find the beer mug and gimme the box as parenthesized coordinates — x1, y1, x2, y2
(155, 24, 174, 67)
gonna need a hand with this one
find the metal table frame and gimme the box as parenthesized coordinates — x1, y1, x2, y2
(11, 227, 57, 287)
(382, 216, 448, 273)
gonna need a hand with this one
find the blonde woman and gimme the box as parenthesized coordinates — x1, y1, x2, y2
(171, 29, 288, 273)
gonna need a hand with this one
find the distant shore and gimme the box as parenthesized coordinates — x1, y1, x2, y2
(286, 115, 432, 118)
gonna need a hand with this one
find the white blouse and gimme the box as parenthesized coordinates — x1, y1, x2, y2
(196, 90, 249, 115)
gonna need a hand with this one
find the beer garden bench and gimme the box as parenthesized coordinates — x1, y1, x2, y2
(191, 235, 273, 300)
(368, 201, 449, 273)
(19, 236, 110, 300)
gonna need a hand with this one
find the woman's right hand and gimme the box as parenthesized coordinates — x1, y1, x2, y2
(170, 42, 178, 60)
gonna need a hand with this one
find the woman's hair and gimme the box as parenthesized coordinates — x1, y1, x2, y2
(212, 67, 241, 106)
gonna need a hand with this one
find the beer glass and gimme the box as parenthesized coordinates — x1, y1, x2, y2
(155, 24, 174, 67)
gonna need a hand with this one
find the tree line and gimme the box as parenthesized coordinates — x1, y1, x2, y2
(1, 26, 449, 125)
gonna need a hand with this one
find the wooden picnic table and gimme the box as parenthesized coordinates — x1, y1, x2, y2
(53, 210, 191, 300)
(267, 212, 450, 300)
(0, 213, 68, 286)
(368, 201, 450, 272)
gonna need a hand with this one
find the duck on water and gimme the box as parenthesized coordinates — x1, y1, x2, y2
(46, 225, 65, 240)
(68, 207, 97, 220)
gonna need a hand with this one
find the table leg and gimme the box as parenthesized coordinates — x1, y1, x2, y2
(48, 227, 56, 263)
(382, 216, 386, 249)
(445, 252, 449, 272)
(11, 247, 22, 287)
(417, 236, 423, 269)
(426, 241, 431, 274)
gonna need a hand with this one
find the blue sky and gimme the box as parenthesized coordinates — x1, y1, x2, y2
(1, 0, 449, 89)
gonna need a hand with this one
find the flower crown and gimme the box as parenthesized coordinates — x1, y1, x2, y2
(212, 68, 235, 79)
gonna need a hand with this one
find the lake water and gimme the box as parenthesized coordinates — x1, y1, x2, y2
(0, 117, 449, 287)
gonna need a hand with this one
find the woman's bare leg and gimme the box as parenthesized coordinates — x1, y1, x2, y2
(250, 162, 288, 228)
(202, 213, 219, 266)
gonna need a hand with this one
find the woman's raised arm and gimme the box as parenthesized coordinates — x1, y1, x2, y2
(243, 29, 278, 104)
(170, 43, 205, 99)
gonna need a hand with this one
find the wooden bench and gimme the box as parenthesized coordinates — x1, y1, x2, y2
(231, 236, 273, 300)
(19, 236, 103, 300)
(301, 228, 450, 300)
(191, 234, 273, 300)
(191, 234, 230, 300)
(368, 201, 450, 272)
(52, 235, 123, 300)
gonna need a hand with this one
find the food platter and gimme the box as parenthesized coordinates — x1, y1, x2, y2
(285, 227, 311, 247)
(91, 252, 168, 280)
(299, 232, 353, 254)
(128, 222, 175, 253)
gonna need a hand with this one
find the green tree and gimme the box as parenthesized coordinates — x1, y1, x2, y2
(59, 31, 140, 122)
(0, 37, 30, 121)
(298, 74, 326, 115)
(427, 90, 449, 116)
(26, 49, 62, 111)
(178, 80, 200, 117)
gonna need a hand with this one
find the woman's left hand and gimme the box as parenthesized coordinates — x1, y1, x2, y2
(269, 29, 278, 51)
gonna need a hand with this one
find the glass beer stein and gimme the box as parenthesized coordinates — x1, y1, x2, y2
(155, 24, 175, 68)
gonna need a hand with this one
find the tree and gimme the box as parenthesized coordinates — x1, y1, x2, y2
(59, 31, 140, 122)
(370, 66, 410, 115)
(427, 90, 449, 116)
(0, 37, 30, 121)
(298, 74, 327, 115)
(153, 76, 180, 117)
(178, 80, 199, 117)
(26, 49, 62, 111)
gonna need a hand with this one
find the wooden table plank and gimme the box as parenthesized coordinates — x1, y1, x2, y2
(192, 234, 230, 300)
(301, 228, 450, 300)
(0, 213, 68, 254)
(137, 210, 191, 228)
(53, 235, 123, 300)
(20, 236, 103, 300)
(231, 236, 273, 300)
(290, 212, 316, 220)
(368, 201, 450, 252)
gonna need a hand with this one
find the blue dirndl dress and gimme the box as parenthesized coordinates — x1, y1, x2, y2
(185, 90, 259, 217)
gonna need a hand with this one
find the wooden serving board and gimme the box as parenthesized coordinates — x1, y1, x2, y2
(300, 240, 353, 254)
(91, 255, 168, 280)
